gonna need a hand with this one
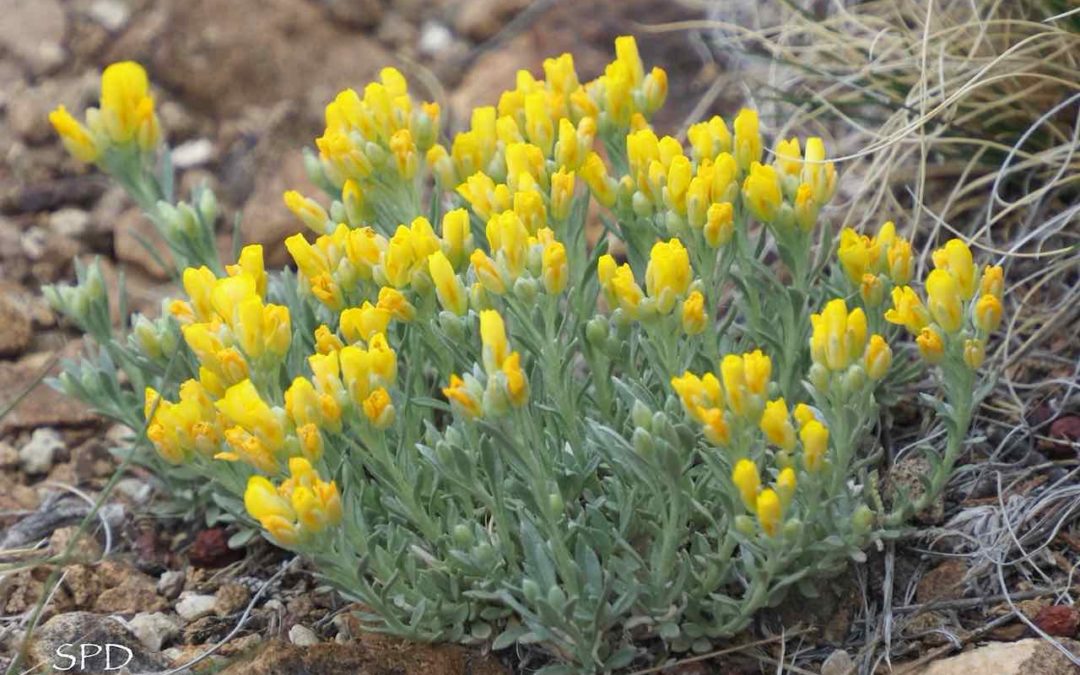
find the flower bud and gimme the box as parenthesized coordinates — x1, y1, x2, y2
(453, 524, 473, 547)
(963, 338, 986, 370)
(852, 504, 874, 535)
(548, 492, 565, 516)
(632, 427, 653, 458)
(808, 363, 830, 393)
(631, 400, 653, 430)
(734, 515, 755, 536)
(863, 334, 892, 381)
(973, 293, 1003, 334)
(585, 316, 609, 348)
(916, 326, 945, 364)
(842, 364, 867, 395)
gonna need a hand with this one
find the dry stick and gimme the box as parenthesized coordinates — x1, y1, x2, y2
(626, 628, 811, 675)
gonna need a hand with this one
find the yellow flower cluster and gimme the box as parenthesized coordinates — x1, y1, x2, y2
(306, 67, 440, 200)
(443, 310, 529, 419)
(670, 350, 773, 446)
(809, 298, 892, 380)
(837, 221, 914, 306)
(598, 238, 697, 321)
(731, 459, 796, 537)
(244, 457, 342, 546)
(884, 239, 1003, 368)
(49, 61, 161, 163)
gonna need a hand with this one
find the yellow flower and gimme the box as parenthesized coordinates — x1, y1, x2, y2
(441, 208, 473, 269)
(925, 269, 964, 333)
(801, 137, 836, 204)
(916, 326, 945, 364)
(755, 489, 782, 537)
(860, 273, 884, 307)
(800, 420, 829, 472)
(963, 338, 986, 370)
(282, 458, 342, 534)
(863, 335, 892, 381)
(245, 476, 300, 546)
(973, 293, 1003, 334)
(664, 155, 692, 215)
(809, 299, 867, 371)
(550, 169, 576, 221)
(884, 286, 931, 334)
(732, 459, 761, 511)
(670, 371, 722, 422)
(283, 190, 330, 235)
(362, 387, 396, 429)
(598, 255, 644, 317)
(721, 350, 771, 418)
(776, 468, 797, 509)
(377, 287, 416, 322)
(980, 265, 1004, 299)
(703, 202, 734, 248)
(443, 374, 483, 419)
(542, 240, 568, 295)
(687, 115, 731, 162)
(931, 239, 977, 300)
(701, 407, 731, 446)
(837, 229, 872, 284)
(500, 352, 529, 407)
(644, 239, 692, 313)
(760, 398, 796, 451)
(226, 245, 267, 298)
(480, 310, 511, 375)
(340, 302, 391, 344)
(389, 128, 417, 179)
(580, 152, 616, 207)
(100, 61, 159, 149)
(49, 106, 100, 163)
(514, 189, 547, 234)
(429, 250, 469, 316)
(486, 210, 530, 280)
(296, 423, 324, 463)
(887, 238, 914, 285)
(732, 109, 762, 172)
(742, 162, 782, 224)
(313, 325, 344, 355)
(470, 249, 507, 295)
(793, 183, 818, 232)
(773, 137, 802, 178)
(793, 403, 817, 429)
(680, 291, 707, 335)
(285, 377, 321, 428)
(215, 379, 285, 453)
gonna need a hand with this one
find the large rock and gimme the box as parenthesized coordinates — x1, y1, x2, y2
(29, 611, 169, 674)
(105, 0, 392, 132)
(219, 635, 507, 675)
(914, 638, 1080, 675)
(0, 348, 98, 433)
(113, 207, 174, 280)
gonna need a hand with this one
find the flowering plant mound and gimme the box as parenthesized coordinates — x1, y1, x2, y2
(47, 39, 1004, 672)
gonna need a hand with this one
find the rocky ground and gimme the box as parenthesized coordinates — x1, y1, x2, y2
(1, 0, 1079, 673)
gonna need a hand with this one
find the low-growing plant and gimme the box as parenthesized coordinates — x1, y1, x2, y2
(45, 40, 1006, 671)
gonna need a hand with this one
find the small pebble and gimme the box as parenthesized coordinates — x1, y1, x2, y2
(157, 570, 186, 600)
(288, 624, 319, 646)
(174, 592, 216, 621)
(19, 427, 64, 475)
